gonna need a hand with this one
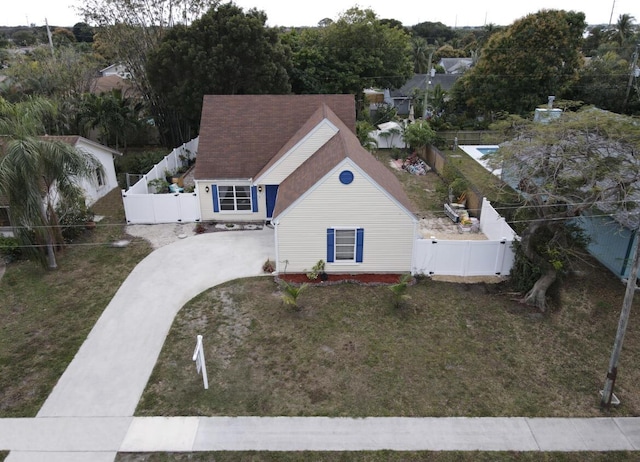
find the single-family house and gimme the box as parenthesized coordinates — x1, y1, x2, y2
(0, 136, 121, 235)
(385, 73, 461, 117)
(194, 94, 418, 275)
(41, 136, 122, 206)
(99, 64, 131, 79)
(438, 58, 473, 74)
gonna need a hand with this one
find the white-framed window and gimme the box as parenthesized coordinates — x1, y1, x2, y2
(213, 185, 257, 212)
(327, 227, 364, 263)
(335, 229, 357, 261)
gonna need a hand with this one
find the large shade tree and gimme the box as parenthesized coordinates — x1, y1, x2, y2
(78, 0, 220, 147)
(146, 2, 291, 138)
(489, 109, 640, 311)
(285, 7, 413, 101)
(452, 9, 586, 117)
(0, 97, 103, 269)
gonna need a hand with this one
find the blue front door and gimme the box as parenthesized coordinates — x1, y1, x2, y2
(265, 185, 279, 219)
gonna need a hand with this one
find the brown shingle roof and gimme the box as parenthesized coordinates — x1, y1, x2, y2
(194, 94, 356, 180)
(272, 107, 415, 218)
(90, 75, 138, 97)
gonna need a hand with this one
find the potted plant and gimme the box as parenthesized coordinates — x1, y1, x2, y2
(148, 178, 170, 193)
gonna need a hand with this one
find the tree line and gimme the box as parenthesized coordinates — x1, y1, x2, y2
(1, 2, 638, 149)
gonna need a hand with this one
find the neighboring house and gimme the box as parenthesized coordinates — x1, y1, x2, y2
(0, 135, 120, 235)
(371, 121, 406, 149)
(40, 136, 122, 206)
(385, 73, 461, 117)
(90, 63, 137, 99)
(194, 94, 418, 275)
(89, 74, 136, 97)
(438, 58, 473, 74)
(91, 64, 136, 97)
(99, 64, 130, 79)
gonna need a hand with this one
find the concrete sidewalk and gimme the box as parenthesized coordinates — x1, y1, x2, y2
(1, 415, 639, 460)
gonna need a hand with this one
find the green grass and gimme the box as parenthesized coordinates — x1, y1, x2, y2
(136, 264, 640, 418)
(443, 147, 521, 209)
(0, 188, 152, 417)
(116, 451, 640, 462)
(372, 150, 444, 215)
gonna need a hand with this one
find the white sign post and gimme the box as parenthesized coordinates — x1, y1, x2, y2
(192, 334, 209, 390)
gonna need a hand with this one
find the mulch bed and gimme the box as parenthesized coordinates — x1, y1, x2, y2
(277, 273, 405, 285)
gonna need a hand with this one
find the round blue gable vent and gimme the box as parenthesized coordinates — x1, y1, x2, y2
(339, 170, 354, 185)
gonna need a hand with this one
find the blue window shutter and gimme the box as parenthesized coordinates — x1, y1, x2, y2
(356, 228, 364, 263)
(251, 186, 258, 212)
(326, 228, 335, 263)
(212, 185, 219, 213)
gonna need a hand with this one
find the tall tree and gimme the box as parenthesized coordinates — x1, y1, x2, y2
(80, 90, 142, 150)
(411, 36, 431, 74)
(146, 3, 291, 137)
(0, 97, 103, 269)
(286, 7, 412, 100)
(72, 22, 95, 43)
(411, 21, 456, 45)
(78, 0, 219, 147)
(612, 14, 637, 47)
(489, 109, 640, 311)
(452, 10, 586, 117)
(4, 46, 101, 100)
(569, 51, 639, 115)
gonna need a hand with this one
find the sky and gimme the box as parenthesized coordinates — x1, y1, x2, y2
(2, 0, 639, 29)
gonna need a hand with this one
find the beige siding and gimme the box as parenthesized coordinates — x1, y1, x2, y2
(196, 181, 266, 222)
(275, 161, 416, 273)
(256, 121, 338, 185)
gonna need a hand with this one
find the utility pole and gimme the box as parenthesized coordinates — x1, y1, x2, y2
(601, 229, 640, 407)
(623, 43, 639, 112)
(45, 18, 55, 60)
(609, 0, 616, 26)
(424, 50, 434, 119)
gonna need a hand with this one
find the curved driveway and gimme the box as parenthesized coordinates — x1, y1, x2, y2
(37, 228, 275, 418)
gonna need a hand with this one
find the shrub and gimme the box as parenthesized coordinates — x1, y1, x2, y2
(0, 235, 23, 262)
(56, 194, 93, 242)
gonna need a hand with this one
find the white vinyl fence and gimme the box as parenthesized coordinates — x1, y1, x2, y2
(413, 199, 518, 277)
(123, 137, 201, 224)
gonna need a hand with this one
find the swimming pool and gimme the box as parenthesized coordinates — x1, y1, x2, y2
(476, 147, 498, 155)
(458, 145, 501, 177)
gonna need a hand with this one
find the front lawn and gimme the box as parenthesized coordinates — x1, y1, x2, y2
(136, 262, 640, 417)
(0, 189, 152, 417)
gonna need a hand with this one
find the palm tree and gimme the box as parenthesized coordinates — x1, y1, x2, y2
(412, 36, 430, 74)
(0, 97, 103, 269)
(81, 89, 141, 151)
(613, 14, 636, 47)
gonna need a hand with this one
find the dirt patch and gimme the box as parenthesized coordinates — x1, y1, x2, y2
(418, 216, 487, 240)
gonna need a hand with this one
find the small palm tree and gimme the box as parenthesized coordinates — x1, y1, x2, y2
(0, 96, 103, 269)
(280, 281, 307, 310)
(389, 273, 413, 309)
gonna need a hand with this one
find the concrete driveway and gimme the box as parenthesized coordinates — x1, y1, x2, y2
(37, 228, 275, 418)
